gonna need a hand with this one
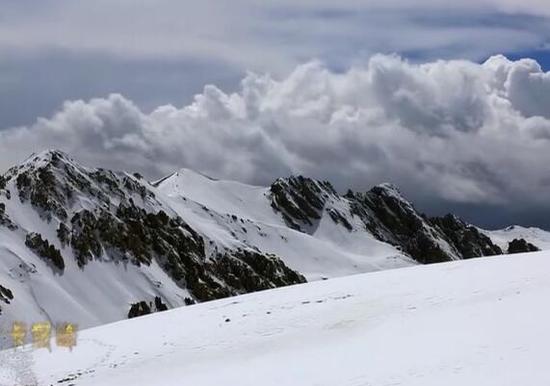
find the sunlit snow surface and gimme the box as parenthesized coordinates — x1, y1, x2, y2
(1, 251, 549, 386)
(484, 225, 550, 251)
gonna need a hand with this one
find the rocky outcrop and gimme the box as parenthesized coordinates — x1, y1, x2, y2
(507, 238, 540, 254)
(269, 176, 329, 231)
(351, 185, 503, 263)
(0, 202, 17, 230)
(346, 184, 460, 264)
(0, 284, 13, 315)
(271, 177, 504, 264)
(25, 232, 65, 271)
(269, 176, 353, 233)
(429, 214, 503, 258)
(128, 301, 152, 318)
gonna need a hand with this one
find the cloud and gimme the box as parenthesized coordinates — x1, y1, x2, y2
(1, 1, 549, 74)
(0, 51, 243, 129)
(2, 0, 549, 144)
(2, 54, 550, 226)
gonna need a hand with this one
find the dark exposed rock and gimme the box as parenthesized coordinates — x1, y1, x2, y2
(57, 222, 71, 247)
(202, 249, 306, 300)
(128, 301, 152, 318)
(507, 238, 540, 254)
(349, 184, 458, 264)
(0, 284, 13, 303)
(66, 200, 304, 302)
(269, 177, 505, 265)
(25, 232, 65, 271)
(430, 214, 503, 258)
(327, 208, 353, 231)
(17, 166, 68, 221)
(0, 202, 18, 230)
(127, 297, 169, 319)
(349, 185, 501, 263)
(269, 176, 328, 231)
(38, 167, 306, 302)
(154, 296, 168, 312)
(10, 151, 155, 225)
(269, 175, 352, 233)
(0, 284, 13, 316)
(342, 184, 502, 264)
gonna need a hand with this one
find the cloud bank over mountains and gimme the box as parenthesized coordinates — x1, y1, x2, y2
(2, 54, 550, 226)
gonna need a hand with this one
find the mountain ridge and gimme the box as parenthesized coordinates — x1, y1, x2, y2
(0, 149, 546, 337)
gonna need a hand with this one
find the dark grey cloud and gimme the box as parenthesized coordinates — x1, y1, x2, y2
(0, 50, 242, 128)
(1, 1, 550, 131)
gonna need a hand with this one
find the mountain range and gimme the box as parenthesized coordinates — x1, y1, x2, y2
(0, 150, 546, 340)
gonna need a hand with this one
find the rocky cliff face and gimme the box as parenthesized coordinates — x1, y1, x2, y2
(507, 238, 540, 254)
(269, 176, 344, 232)
(0, 284, 13, 316)
(270, 178, 503, 264)
(429, 214, 502, 258)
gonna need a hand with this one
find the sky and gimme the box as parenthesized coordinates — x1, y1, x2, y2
(1, 0, 550, 229)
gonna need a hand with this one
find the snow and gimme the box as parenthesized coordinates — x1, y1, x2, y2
(0, 157, 412, 334)
(157, 169, 413, 280)
(0, 225, 192, 338)
(1, 251, 549, 386)
(0, 155, 193, 333)
(484, 225, 550, 251)
(1, 150, 548, 385)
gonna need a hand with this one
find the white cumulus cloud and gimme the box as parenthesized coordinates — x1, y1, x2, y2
(2, 54, 550, 221)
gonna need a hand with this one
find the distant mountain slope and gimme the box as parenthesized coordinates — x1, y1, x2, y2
(265, 176, 501, 263)
(3, 251, 549, 386)
(0, 150, 516, 334)
(483, 225, 550, 252)
(156, 170, 413, 280)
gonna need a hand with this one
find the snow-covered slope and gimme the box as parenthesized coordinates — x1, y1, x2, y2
(2, 251, 549, 386)
(0, 152, 197, 333)
(0, 151, 307, 332)
(484, 225, 550, 251)
(156, 169, 412, 280)
(0, 150, 513, 334)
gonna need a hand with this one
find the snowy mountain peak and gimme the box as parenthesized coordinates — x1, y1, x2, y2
(2, 147, 155, 226)
(0, 153, 309, 332)
(31, 149, 72, 162)
(24, 149, 70, 163)
(0, 150, 541, 337)
(368, 182, 414, 210)
(372, 182, 401, 195)
(12, 149, 75, 173)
